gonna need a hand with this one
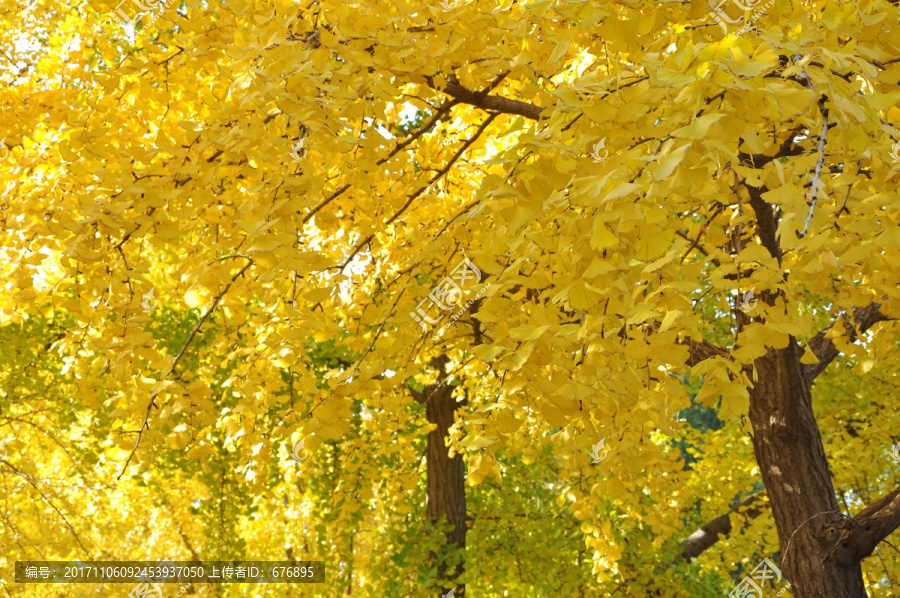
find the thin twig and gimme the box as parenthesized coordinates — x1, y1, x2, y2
(117, 259, 253, 480)
(301, 100, 457, 225)
(337, 113, 499, 271)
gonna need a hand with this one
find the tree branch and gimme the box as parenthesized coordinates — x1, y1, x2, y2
(407, 355, 453, 405)
(737, 126, 806, 168)
(834, 485, 900, 567)
(117, 260, 253, 480)
(301, 99, 457, 225)
(176, 522, 203, 562)
(745, 185, 783, 265)
(803, 303, 892, 383)
(430, 74, 546, 121)
(685, 339, 730, 367)
(339, 113, 499, 269)
(680, 492, 766, 561)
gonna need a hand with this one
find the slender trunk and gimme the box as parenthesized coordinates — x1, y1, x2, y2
(425, 383, 467, 596)
(749, 341, 867, 597)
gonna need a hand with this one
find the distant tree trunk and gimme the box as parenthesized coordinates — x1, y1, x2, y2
(426, 382, 467, 594)
(411, 356, 468, 597)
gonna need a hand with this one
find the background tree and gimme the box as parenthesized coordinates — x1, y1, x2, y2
(2, 0, 900, 596)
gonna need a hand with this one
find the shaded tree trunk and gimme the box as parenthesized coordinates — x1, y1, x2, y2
(687, 304, 898, 597)
(749, 341, 866, 597)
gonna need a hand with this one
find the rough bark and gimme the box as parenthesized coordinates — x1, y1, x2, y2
(677, 482, 900, 570)
(834, 486, 900, 566)
(749, 340, 868, 597)
(731, 167, 894, 597)
(686, 338, 729, 367)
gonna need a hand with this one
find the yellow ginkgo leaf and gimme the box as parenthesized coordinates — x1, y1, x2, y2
(633, 227, 675, 261)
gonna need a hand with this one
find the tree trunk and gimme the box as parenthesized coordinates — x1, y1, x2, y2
(749, 341, 867, 597)
(425, 382, 467, 597)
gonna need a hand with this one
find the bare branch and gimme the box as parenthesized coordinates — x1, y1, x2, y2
(834, 485, 900, 566)
(803, 303, 892, 383)
(681, 492, 766, 561)
(384, 113, 498, 227)
(117, 259, 253, 480)
(339, 113, 499, 269)
(432, 74, 546, 121)
(685, 339, 730, 367)
(302, 99, 457, 225)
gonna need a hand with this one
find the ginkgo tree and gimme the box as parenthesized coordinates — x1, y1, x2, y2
(2, 0, 900, 596)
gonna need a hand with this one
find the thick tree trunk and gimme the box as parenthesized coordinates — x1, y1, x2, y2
(749, 341, 867, 597)
(425, 382, 467, 596)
